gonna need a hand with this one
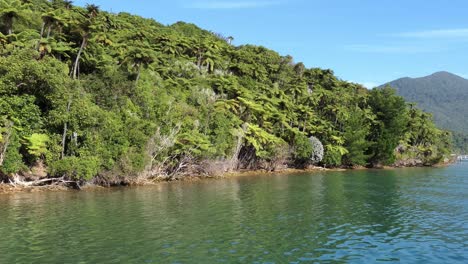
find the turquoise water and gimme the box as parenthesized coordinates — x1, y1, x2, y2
(0, 164, 467, 263)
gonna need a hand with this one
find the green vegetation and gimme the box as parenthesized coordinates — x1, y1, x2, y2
(453, 132, 468, 153)
(382, 71, 468, 153)
(0, 0, 452, 184)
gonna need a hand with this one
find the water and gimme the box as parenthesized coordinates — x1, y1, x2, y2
(0, 164, 467, 263)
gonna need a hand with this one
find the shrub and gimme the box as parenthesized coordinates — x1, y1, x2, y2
(309, 136, 324, 164)
(293, 133, 313, 162)
(49, 156, 100, 181)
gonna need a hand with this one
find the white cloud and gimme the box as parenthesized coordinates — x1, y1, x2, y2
(349, 80, 379, 89)
(361, 82, 379, 89)
(184, 1, 282, 9)
(394, 28, 468, 38)
(344, 44, 443, 54)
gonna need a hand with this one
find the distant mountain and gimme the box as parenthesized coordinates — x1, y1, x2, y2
(380, 71, 468, 152)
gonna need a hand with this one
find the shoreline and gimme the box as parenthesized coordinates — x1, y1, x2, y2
(0, 163, 455, 195)
(0, 167, 329, 194)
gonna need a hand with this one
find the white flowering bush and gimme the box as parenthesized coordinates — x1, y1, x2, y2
(309, 136, 324, 164)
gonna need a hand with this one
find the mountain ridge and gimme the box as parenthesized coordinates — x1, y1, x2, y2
(380, 71, 468, 152)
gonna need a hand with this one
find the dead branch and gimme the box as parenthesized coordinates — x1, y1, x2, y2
(8, 175, 80, 189)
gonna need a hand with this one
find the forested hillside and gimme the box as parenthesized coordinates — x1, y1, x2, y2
(382, 71, 468, 153)
(0, 0, 452, 185)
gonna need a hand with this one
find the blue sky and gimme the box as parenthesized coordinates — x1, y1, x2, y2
(74, 0, 468, 87)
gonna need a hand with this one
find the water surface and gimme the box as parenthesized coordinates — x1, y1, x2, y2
(1, 164, 467, 263)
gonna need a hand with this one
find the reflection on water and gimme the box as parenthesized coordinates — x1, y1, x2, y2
(0, 165, 467, 263)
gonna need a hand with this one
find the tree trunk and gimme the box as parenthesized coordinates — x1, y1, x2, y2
(0, 121, 14, 167)
(46, 25, 52, 38)
(230, 124, 247, 171)
(61, 100, 71, 159)
(135, 63, 141, 85)
(37, 22, 46, 51)
(197, 49, 203, 70)
(72, 36, 87, 80)
(40, 22, 45, 38)
(302, 112, 308, 132)
(57, 26, 63, 60)
(6, 19, 13, 35)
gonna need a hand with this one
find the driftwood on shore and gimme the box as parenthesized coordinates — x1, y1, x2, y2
(8, 175, 82, 190)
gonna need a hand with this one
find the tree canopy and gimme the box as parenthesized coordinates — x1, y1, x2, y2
(0, 0, 452, 183)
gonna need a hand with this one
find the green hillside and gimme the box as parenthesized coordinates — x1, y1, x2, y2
(382, 72, 468, 153)
(0, 0, 451, 184)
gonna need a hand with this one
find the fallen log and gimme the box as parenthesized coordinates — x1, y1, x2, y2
(8, 175, 80, 189)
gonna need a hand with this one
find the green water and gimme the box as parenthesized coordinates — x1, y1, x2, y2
(1, 164, 467, 263)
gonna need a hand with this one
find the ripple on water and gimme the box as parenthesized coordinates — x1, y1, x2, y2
(0, 164, 467, 263)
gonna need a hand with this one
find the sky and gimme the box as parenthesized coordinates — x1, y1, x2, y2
(73, 0, 468, 87)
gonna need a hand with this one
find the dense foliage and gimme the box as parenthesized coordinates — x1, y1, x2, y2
(0, 0, 452, 183)
(382, 71, 468, 153)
